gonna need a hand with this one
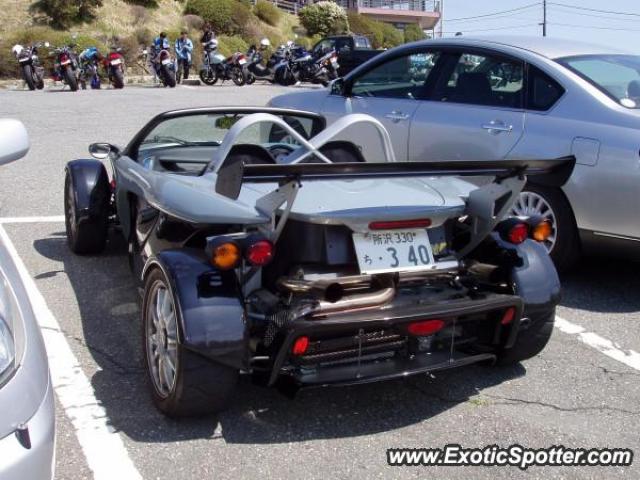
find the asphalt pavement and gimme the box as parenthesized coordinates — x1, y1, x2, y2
(0, 83, 639, 480)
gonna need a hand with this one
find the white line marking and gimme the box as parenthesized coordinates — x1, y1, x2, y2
(0, 215, 65, 224)
(0, 225, 142, 480)
(555, 315, 640, 371)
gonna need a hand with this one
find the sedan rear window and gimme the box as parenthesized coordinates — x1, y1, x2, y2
(557, 54, 640, 109)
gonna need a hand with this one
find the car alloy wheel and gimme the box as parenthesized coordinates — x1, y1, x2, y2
(146, 280, 179, 398)
(510, 191, 557, 252)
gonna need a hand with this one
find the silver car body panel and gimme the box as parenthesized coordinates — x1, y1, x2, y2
(269, 36, 640, 242)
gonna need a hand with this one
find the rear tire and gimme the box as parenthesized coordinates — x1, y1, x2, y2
(142, 268, 238, 417)
(64, 169, 109, 254)
(231, 66, 246, 86)
(64, 65, 78, 91)
(22, 65, 36, 90)
(112, 68, 124, 89)
(162, 64, 176, 88)
(511, 184, 579, 272)
(497, 310, 555, 365)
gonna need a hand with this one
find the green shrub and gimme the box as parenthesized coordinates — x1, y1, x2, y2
(185, 0, 235, 35)
(231, 2, 253, 35)
(403, 23, 426, 43)
(253, 0, 280, 26)
(347, 12, 381, 47)
(182, 14, 205, 31)
(217, 35, 249, 57)
(380, 23, 403, 48)
(30, 0, 103, 29)
(299, 1, 348, 37)
(124, 0, 158, 6)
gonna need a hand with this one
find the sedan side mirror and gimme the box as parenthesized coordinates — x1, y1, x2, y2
(0, 119, 29, 166)
(89, 143, 112, 159)
(330, 77, 346, 96)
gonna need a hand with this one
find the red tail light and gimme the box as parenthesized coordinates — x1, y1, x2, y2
(501, 307, 516, 325)
(369, 219, 431, 230)
(507, 223, 529, 244)
(60, 53, 69, 62)
(407, 319, 445, 336)
(245, 239, 274, 266)
(291, 336, 309, 356)
(108, 52, 119, 61)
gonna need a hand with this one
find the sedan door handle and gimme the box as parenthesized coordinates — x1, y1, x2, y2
(482, 120, 513, 133)
(384, 111, 410, 122)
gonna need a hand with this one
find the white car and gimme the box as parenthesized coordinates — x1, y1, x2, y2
(0, 119, 55, 480)
(269, 36, 640, 270)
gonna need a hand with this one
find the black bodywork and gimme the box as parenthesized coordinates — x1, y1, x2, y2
(64, 107, 571, 396)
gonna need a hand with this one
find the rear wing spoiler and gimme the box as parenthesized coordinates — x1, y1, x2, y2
(215, 156, 576, 200)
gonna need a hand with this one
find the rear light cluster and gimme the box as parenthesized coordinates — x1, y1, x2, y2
(498, 218, 552, 245)
(207, 236, 274, 270)
(369, 218, 431, 230)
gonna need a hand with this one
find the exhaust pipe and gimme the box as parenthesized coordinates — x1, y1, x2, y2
(313, 286, 395, 316)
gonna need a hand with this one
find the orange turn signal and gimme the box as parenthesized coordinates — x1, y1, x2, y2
(532, 221, 552, 242)
(211, 242, 241, 270)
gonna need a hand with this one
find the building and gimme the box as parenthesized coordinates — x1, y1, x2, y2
(335, 0, 441, 31)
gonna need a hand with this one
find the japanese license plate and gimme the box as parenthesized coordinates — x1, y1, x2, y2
(110, 58, 122, 65)
(353, 229, 435, 274)
(161, 58, 172, 65)
(238, 58, 247, 65)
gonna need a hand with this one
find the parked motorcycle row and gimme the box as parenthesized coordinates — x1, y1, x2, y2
(11, 36, 338, 91)
(11, 41, 126, 91)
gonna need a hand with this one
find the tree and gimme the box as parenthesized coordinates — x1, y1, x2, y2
(30, 0, 103, 29)
(404, 23, 426, 43)
(299, 1, 349, 37)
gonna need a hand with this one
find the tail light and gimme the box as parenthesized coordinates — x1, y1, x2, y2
(291, 336, 309, 356)
(245, 239, 274, 266)
(210, 241, 241, 270)
(531, 220, 552, 242)
(369, 219, 431, 230)
(501, 307, 516, 325)
(506, 223, 529, 244)
(407, 319, 445, 336)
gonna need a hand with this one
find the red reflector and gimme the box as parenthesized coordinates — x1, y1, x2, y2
(501, 307, 516, 325)
(369, 219, 431, 230)
(407, 319, 445, 336)
(292, 336, 309, 356)
(507, 223, 529, 244)
(246, 240, 274, 266)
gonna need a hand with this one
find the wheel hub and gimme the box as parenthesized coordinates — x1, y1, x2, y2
(146, 282, 178, 397)
(510, 191, 557, 252)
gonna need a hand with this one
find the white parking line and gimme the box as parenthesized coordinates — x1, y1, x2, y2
(0, 215, 65, 224)
(0, 224, 142, 480)
(555, 316, 640, 371)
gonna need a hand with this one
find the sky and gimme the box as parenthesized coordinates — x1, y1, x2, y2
(438, 0, 640, 51)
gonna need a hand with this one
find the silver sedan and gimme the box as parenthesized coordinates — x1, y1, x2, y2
(269, 36, 640, 270)
(0, 119, 55, 480)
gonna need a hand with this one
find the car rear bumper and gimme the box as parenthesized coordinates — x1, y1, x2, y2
(0, 375, 55, 480)
(268, 292, 523, 387)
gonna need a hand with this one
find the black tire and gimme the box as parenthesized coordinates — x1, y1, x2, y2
(162, 64, 176, 88)
(64, 65, 78, 91)
(176, 63, 183, 84)
(142, 268, 238, 417)
(246, 72, 256, 85)
(112, 68, 124, 89)
(64, 169, 109, 254)
(497, 309, 555, 365)
(231, 66, 246, 86)
(517, 184, 580, 272)
(22, 64, 36, 90)
(80, 79, 87, 90)
(36, 75, 44, 90)
(199, 68, 218, 85)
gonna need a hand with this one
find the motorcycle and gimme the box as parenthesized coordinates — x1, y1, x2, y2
(50, 44, 80, 91)
(245, 44, 289, 85)
(105, 46, 125, 89)
(199, 39, 248, 86)
(11, 42, 46, 90)
(288, 47, 339, 86)
(146, 42, 176, 88)
(78, 46, 102, 90)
